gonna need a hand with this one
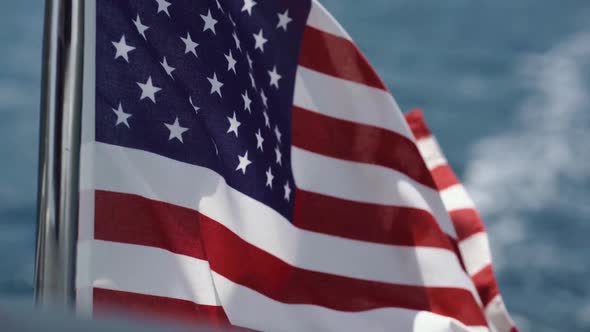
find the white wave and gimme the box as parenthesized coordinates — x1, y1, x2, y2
(465, 31, 590, 213)
(576, 303, 590, 327)
(461, 31, 590, 332)
(463, 30, 590, 269)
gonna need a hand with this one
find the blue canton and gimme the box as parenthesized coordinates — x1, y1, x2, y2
(96, 0, 311, 220)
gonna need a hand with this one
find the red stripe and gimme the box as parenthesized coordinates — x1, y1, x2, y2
(405, 109, 431, 140)
(430, 164, 461, 190)
(97, 188, 464, 266)
(299, 26, 387, 90)
(95, 190, 206, 260)
(203, 212, 487, 326)
(292, 106, 436, 189)
(405, 109, 516, 328)
(449, 209, 487, 242)
(95, 190, 487, 327)
(471, 265, 500, 307)
(448, 236, 468, 273)
(404, 109, 486, 241)
(293, 189, 453, 249)
(93, 288, 230, 327)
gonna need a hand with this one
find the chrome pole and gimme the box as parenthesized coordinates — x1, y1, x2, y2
(34, 0, 84, 307)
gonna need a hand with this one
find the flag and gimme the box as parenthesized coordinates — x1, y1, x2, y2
(76, 0, 492, 330)
(405, 109, 519, 332)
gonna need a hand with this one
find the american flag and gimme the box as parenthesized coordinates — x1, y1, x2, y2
(76, 0, 499, 330)
(405, 109, 519, 332)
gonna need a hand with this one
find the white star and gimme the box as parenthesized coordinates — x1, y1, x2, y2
(236, 151, 252, 174)
(249, 72, 257, 90)
(232, 32, 241, 51)
(246, 52, 254, 71)
(253, 29, 268, 52)
(227, 112, 241, 137)
(201, 9, 218, 34)
(112, 102, 131, 128)
(216, 0, 224, 12)
(112, 35, 135, 62)
(207, 73, 224, 97)
(268, 66, 282, 89)
(155, 0, 171, 17)
(275, 146, 282, 166)
(160, 57, 175, 79)
(242, 90, 252, 113)
(283, 181, 291, 201)
(255, 129, 264, 151)
(164, 117, 189, 143)
(262, 110, 270, 128)
(229, 14, 237, 27)
(137, 76, 161, 103)
(274, 125, 282, 144)
(132, 15, 149, 39)
(224, 50, 237, 74)
(180, 32, 199, 58)
(260, 89, 268, 108)
(277, 10, 293, 31)
(242, 0, 257, 15)
(265, 167, 274, 188)
(189, 96, 200, 115)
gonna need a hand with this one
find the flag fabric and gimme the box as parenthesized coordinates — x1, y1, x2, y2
(405, 109, 519, 332)
(77, 0, 493, 330)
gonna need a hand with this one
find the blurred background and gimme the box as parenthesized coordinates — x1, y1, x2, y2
(1, 0, 590, 331)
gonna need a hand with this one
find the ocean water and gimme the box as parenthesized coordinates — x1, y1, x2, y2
(1, 0, 589, 331)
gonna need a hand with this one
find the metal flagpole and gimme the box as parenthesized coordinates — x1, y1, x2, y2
(34, 0, 84, 308)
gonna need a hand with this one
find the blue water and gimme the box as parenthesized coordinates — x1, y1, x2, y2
(1, 1, 590, 331)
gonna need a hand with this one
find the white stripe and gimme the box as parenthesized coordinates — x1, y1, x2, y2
(291, 147, 457, 238)
(88, 240, 221, 306)
(485, 295, 516, 332)
(416, 136, 448, 171)
(294, 67, 412, 139)
(91, 143, 475, 293)
(458, 232, 493, 276)
(307, 0, 352, 40)
(440, 184, 476, 211)
(212, 272, 488, 332)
